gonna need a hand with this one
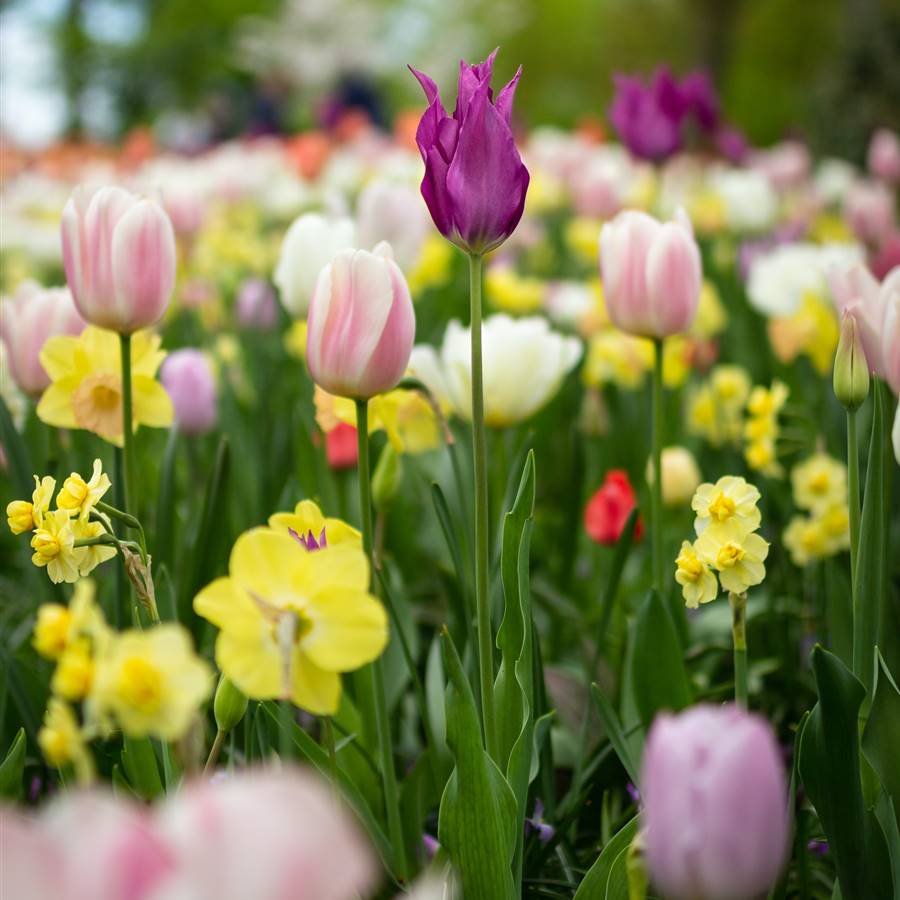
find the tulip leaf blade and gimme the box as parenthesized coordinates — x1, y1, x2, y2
(121, 735, 164, 800)
(862, 650, 900, 802)
(798, 645, 893, 900)
(573, 814, 639, 900)
(0, 728, 26, 800)
(590, 684, 641, 788)
(439, 629, 517, 900)
(0, 398, 32, 497)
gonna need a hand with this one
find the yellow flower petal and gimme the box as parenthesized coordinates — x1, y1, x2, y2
(36, 378, 80, 429)
(303, 589, 388, 672)
(215, 627, 282, 699)
(289, 650, 341, 715)
(132, 376, 174, 428)
(194, 577, 261, 631)
(39, 334, 80, 381)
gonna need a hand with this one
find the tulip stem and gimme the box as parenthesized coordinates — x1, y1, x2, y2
(119, 333, 137, 517)
(204, 729, 226, 774)
(847, 409, 860, 588)
(651, 338, 664, 595)
(355, 398, 408, 883)
(468, 252, 497, 759)
(730, 591, 748, 707)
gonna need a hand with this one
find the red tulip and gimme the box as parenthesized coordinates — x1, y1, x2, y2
(584, 469, 643, 545)
(326, 422, 359, 469)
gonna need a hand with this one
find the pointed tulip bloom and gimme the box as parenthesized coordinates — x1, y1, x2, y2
(409, 49, 530, 255)
(307, 242, 415, 400)
(599, 208, 702, 339)
(61, 185, 176, 334)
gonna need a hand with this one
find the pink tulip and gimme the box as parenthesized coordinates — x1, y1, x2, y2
(843, 179, 895, 245)
(307, 242, 415, 399)
(642, 705, 790, 900)
(1, 281, 85, 395)
(61, 184, 176, 333)
(829, 262, 892, 376)
(882, 268, 900, 394)
(160, 348, 218, 435)
(599, 208, 702, 339)
(236, 277, 278, 331)
(156, 769, 378, 900)
(868, 128, 900, 184)
(0, 810, 66, 900)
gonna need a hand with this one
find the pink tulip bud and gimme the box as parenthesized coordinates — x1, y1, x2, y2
(843, 179, 895, 245)
(160, 348, 218, 435)
(642, 705, 790, 900)
(61, 185, 177, 333)
(868, 128, 900, 185)
(882, 268, 900, 394)
(829, 262, 890, 376)
(307, 242, 415, 399)
(235, 277, 278, 331)
(599, 208, 702, 339)
(1, 281, 85, 395)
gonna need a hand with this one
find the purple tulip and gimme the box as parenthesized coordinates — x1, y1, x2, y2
(409, 49, 530, 255)
(641, 704, 790, 900)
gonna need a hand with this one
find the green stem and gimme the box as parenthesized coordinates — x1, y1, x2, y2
(323, 716, 339, 795)
(730, 591, 748, 707)
(204, 729, 226, 774)
(355, 399, 407, 882)
(468, 252, 497, 759)
(279, 699, 293, 760)
(119, 333, 136, 517)
(847, 408, 860, 589)
(651, 338, 665, 595)
(96, 499, 147, 559)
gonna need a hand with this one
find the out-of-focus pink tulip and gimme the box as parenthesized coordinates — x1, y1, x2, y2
(156, 769, 378, 900)
(870, 230, 900, 280)
(844, 179, 896, 245)
(599, 208, 702, 339)
(307, 242, 415, 399)
(160, 348, 218, 435)
(236, 277, 278, 331)
(829, 263, 893, 376)
(868, 128, 900, 184)
(642, 705, 790, 900)
(61, 185, 176, 333)
(881, 268, 900, 394)
(0, 281, 85, 395)
(750, 140, 811, 190)
(0, 810, 65, 900)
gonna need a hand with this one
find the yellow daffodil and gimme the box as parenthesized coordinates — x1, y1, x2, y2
(485, 267, 545, 314)
(72, 519, 117, 576)
(791, 452, 847, 513)
(784, 516, 828, 567)
(37, 326, 173, 446)
(32, 579, 107, 660)
(691, 281, 727, 339)
(407, 235, 454, 296)
(674, 540, 719, 608)
(818, 503, 850, 554)
(747, 380, 789, 419)
(34, 604, 73, 659)
(744, 439, 782, 478)
(692, 476, 762, 541)
(52, 638, 94, 701)
(6, 475, 56, 535)
(582, 330, 653, 390)
(284, 319, 308, 361)
(268, 499, 360, 551)
(56, 458, 111, 520)
(695, 530, 770, 594)
(565, 217, 603, 265)
(30, 509, 80, 584)
(194, 528, 388, 715)
(711, 365, 752, 411)
(90, 624, 212, 740)
(38, 698, 94, 784)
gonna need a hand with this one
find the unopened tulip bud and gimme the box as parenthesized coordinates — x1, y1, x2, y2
(833, 311, 870, 410)
(235, 278, 278, 331)
(306, 243, 415, 400)
(160, 349, 218, 435)
(645, 446, 702, 507)
(61, 185, 176, 333)
(214, 675, 248, 734)
(372, 444, 402, 508)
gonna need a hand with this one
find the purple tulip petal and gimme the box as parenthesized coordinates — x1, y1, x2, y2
(495, 66, 523, 125)
(420, 146, 455, 239)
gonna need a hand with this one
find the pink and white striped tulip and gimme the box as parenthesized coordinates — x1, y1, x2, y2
(599, 208, 702, 339)
(1, 281, 85, 395)
(882, 268, 900, 394)
(61, 185, 176, 333)
(307, 242, 415, 399)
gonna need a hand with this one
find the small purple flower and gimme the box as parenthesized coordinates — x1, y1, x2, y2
(409, 49, 530, 255)
(524, 799, 555, 844)
(422, 833, 440, 858)
(807, 839, 829, 857)
(288, 527, 328, 551)
(625, 782, 642, 806)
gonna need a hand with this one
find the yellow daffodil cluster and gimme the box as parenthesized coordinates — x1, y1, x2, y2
(675, 476, 770, 608)
(194, 500, 386, 715)
(743, 380, 790, 477)
(34, 580, 212, 782)
(485, 266, 545, 314)
(783, 452, 850, 566)
(36, 327, 173, 446)
(687, 365, 752, 447)
(768, 292, 839, 376)
(191, 202, 276, 285)
(6, 460, 117, 584)
(406, 234, 454, 296)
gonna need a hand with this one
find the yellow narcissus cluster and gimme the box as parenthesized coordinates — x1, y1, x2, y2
(675, 476, 769, 608)
(34, 580, 211, 781)
(783, 452, 850, 566)
(36, 327, 173, 446)
(743, 380, 789, 478)
(194, 501, 387, 716)
(5, 461, 116, 584)
(687, 365, 752, 448)
(485, 266, 545, 314)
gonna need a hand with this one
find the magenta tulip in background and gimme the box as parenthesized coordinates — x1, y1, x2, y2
(409, 49, 530, 255)
(306, 242, 415, 399)
(642, 704, 790, 900)
(161, 348, 218, 435)
(599, 207, 702, 339)
(61, 185, 176, 333)
(1, 282, 85, 395)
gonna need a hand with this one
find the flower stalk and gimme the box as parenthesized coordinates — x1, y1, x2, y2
(119, 333, 136, 516)
(651, 338, 665, 594)
(729, 591, 748, 707)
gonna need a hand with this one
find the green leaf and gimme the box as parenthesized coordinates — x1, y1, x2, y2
(0, 728, 26, 800)
(629, 590, 692, 729)
(853, 382, 889, 702)
(0, 397, 32, 497)
(573, 815, 639, 900)
(590, 685, 640, 788)
(863, 651, 900, 802)
(432, 482, 474, 636)
(121, 736, 163, 800)
(591, 508, 639, 649)
(798, 645, 893, 900)
(439, 631, 517, 900)
(153, 427, 179, 573)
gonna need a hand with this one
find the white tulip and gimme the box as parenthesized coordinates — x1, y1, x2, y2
(356, 178, 430, 272)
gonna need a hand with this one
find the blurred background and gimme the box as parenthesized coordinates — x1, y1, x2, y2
(1, 0, 899, 159)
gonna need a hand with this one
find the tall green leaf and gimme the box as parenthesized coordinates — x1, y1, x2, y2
(0, 728, 26, 800)
(439, 631, 517, 900)
(798, 645, 893, 900)
(573, 815, 639, 900)
(154, 427, 179, 573)
(862, 651, 900, 802)
(590, 685, 640, 788)
(0, 397, 32, 497)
